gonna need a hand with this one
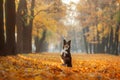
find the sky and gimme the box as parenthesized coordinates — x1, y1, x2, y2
(62, 0, 80, 4)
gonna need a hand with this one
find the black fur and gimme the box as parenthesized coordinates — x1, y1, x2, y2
(61, 39, 72, 67)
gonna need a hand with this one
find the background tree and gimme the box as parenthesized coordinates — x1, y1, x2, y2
(32, 0, 66, 52)
(77, 0, 120, 55)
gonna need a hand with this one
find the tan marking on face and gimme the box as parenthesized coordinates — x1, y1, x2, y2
(63, 44, 69, 50)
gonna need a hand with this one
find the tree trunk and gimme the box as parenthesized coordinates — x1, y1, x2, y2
(23, 0, 35, 53)
(83, 27, 89, 54)
(114, 24, 119, 55)
(39, 30, 47, 52)
(17, 0, 35, 53)
(23, 25, 32, 53)
(5, 0, 16, 54)
(16, 0, 27, 53)
(108, 27, 113, 54)
(35, 29, 47, 52)
(0, 0, 5, 52)
(35, 36, 40, 52)
(34, 29, 39, 52)
(98, 38, 106, 53)
(105, 35, 110, 53)
(88, 43, 92, 54)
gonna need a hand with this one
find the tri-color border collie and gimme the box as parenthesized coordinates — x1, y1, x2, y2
(60, 39, 72, 67)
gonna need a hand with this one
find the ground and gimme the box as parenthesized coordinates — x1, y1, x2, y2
(0, 53, 120, 80)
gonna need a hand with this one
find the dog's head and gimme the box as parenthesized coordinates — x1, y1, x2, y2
(63, 39, 71, 50)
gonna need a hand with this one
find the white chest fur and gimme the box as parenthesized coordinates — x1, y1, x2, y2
(61, 49, 68, 57)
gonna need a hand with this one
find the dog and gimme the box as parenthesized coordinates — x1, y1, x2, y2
(60, 39, 72, 67)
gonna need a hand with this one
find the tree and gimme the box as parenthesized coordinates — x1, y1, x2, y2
(16, 0, 27, 53)
(0, 0, 5, 52)
(114, 24, 119, 55)
(33, 0, 66, 52)
(77, 0, 120, 55)
(35, 29, 47, 52)
(5, 0, 16, 54)
(22, 0, 35, 53)
(17, 0, 35, 53)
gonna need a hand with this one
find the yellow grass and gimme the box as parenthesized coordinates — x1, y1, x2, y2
(0, 53, 120, 80)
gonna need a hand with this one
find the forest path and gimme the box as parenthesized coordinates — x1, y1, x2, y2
(0, 53, 120, 80)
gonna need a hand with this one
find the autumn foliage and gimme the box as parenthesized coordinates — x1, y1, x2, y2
(0, 53, 120, 80)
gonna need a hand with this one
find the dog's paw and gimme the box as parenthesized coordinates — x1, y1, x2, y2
(61, 64, 66, 66)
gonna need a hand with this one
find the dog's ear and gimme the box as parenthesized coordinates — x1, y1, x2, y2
(63, 39, 66, 45)
(68, 40, 71, 45)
